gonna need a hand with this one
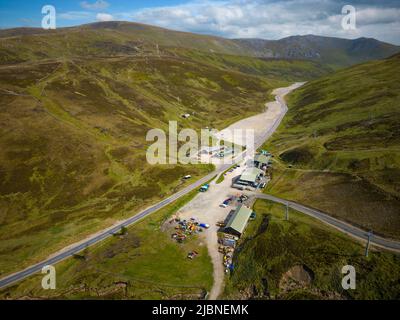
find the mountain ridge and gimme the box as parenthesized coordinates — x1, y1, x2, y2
(1, 21, 399, 68)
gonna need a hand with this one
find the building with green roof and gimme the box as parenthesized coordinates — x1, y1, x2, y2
(224, 205, 253, 238)
(235, 167, 264, 187)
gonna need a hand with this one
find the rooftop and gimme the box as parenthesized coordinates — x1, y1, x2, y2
(254, 154, 270, 165)
(225, 205, 253, 235)
(239, 167, 264, 183)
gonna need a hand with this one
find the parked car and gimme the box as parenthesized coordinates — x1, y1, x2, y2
(220, 203, 228, 208)
(183, 175, 192, 180)
(199, 184, 210, 192)
(224, 198, 232, 205)
(260, 182, 267, 189)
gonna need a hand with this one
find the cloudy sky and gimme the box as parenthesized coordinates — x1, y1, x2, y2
(0, 0, 399, 44)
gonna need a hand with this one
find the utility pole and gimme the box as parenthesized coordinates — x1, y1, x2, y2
(365, 231, 373, 257)
(285, 202, 290, 221)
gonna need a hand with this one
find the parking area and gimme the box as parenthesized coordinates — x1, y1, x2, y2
(167, 154, 263, 298)
(163, 84, 300, 300)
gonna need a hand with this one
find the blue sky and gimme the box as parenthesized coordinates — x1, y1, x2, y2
(0, 0, 399, 44)
(0, 0, 186, 28)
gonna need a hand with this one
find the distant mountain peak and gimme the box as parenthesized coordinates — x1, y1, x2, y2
(232, 35, 399, 67)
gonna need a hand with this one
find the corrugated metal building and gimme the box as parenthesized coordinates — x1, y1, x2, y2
(236, 167, 264, 187)
(224, 205, 253, 238)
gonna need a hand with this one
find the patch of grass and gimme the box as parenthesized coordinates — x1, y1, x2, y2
(224, 199, 400, 300)
(0, 186, 214, 300)
(179, 49, 334, 81)
(216, 164, 237, 184)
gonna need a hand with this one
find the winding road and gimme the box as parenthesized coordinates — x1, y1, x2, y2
(254, 193, 400, 252)
(1, 82, 399, 292)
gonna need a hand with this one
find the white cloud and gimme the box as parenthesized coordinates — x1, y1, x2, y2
(59, 11, 92, 20)
(81, 0, 110, 11)
(357, 7, 400, 25)
(96, 13, 114, 22)
(125, 0, 400, 44)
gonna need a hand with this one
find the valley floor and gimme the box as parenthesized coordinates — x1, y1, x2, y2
(0, 83, 297, 297)
(175, 84, 301, 299)
(1, 83, 399, 300)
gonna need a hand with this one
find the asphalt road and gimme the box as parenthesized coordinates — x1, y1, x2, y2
(254, 193, 400, 252)
(0, 170, 223, 289)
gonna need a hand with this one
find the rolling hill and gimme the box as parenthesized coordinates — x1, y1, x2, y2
(224, 200, 400, 300)
(0, 21, 322, 277)
(0, 20, 398, 278)
(0, 52, 286, 277)
(0, 21, 399, 69)
(262, 52, 400, 239)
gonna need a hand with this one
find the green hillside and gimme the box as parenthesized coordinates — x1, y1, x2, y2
(0, 188, 214, 300)
(1, 22, 398, 69)
(0, 21, 252, 63)
(0, 48, 292, 277)
(224, 200, 400, 300)
(262, 53, 400, 239)
(0, 21, 350, 278)
(0, 20, 398, 286)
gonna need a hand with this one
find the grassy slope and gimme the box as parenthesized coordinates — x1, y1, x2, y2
(234, 36, 400, 69)
(1, 22, 399, 70)
(0, 51, 291, 277)
(224, 199, 400, 300)
(3, 21, 396, 294)
(262, 53, 400, 239)
(0, 22, 251, 64)
(0, 188, 213, 300)
(173, 49, 333, 81)
(1, 21, 339, 278)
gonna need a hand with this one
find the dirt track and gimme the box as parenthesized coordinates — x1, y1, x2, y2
(176, 166, 246, 300)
